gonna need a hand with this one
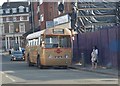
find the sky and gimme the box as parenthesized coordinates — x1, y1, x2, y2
(0, 0, 7, 6)
(0, 0, 27, 6)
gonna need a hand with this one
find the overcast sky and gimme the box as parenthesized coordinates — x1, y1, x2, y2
(0, 0, 7, 6)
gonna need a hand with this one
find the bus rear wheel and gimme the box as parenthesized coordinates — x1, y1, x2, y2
(37, 55, 43, 69)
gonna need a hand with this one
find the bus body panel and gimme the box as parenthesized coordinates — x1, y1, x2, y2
(40, 48, 72, 66)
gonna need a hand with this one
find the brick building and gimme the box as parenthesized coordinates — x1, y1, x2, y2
(28, 1, 73, 32)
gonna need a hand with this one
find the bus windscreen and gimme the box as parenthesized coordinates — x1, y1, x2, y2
(45, 36, 71, 48)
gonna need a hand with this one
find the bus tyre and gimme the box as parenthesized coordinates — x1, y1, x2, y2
(27, 54, 33, 67)
(37, 56, 42, 69)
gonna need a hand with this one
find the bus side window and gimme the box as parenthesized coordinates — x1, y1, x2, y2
(31, 40, 34, 46)
(38, 37, 41, 45)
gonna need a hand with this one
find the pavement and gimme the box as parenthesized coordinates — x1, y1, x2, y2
(70, 62, 119, 76)
(1, 52, 119, 76)
(0, 51, 9, 56)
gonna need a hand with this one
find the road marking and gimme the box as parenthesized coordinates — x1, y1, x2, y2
(1, 71, 15, 82)
(5, 75, 15, 82)
(69, 69, 79, 71)
(4, 71, 15, 73)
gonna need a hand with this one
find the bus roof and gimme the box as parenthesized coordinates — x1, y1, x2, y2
(26, 30, 45, 40)
(26, 28, 71, 40)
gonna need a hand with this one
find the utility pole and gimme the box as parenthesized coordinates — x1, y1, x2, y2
(75, 0, 81, 62)
(30, 1, 34, 33)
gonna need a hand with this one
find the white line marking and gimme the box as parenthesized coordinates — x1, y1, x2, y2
(5, 75, 15, 82)
(4, 71, 15, 73)
(1, 71, 15, 82)
(1, 72, 5, 74)
(1, 72, 15, 82)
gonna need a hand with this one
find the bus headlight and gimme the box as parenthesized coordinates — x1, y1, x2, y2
(13, 57, 16, 60)
(65, 55, 69, 58)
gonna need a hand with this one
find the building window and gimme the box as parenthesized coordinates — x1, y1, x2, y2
(0, 24, 4, 35)
(19, 6, 24, 13)
(6, 9, 10, 14)
(16, 16, 20, 21)
(3, 17, 6, 22)
(20, 16, 24, 21)
(9, 17, 13, 21)
(9, 23, 14, 33)
(19, 23, 25, 33)
(12, 8, 17, 13)
(26, 7, 29, 12)
(40, 14, 44, 22)
(0, 9, 3, 14)
(6, 17, 9, 22)
(37, 6, 40, 13)
(27, 16, 29, 21)
(0, 18, 3, 23)
(13, 17, 17, 21)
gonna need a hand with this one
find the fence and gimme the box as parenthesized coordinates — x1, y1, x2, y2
(73, 25, 120, 68)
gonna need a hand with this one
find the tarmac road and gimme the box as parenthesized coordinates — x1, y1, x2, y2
(1, 55, 118, 85)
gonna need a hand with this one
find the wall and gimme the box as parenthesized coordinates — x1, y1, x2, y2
(73, 25, 120, 68)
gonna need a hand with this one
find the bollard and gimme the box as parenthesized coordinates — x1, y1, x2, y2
(81, 53, 85, 67)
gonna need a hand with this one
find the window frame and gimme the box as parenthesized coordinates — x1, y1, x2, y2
(0, 9, 3, 14)
(19, 6, 24, 13)
(5, 8, 10, 14)
(19, 23, 25, 33)
(9, 23, 14, 33)
(0, 24, 4, 34)
(12, 8, 17, 13)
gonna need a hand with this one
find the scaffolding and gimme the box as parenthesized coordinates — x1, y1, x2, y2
(75, 2, 118, 33)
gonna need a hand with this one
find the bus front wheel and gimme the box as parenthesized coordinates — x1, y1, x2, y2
(37, 55, 43, 69)
(27, 54, 33, 67)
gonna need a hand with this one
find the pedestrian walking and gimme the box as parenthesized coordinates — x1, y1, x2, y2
(91, 46, 98, 69)
(94, 46, 98, 68)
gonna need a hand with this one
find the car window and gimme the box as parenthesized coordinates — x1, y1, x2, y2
(12, 51, 22, 54)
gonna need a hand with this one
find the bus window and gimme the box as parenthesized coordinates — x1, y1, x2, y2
(44, 36, 71, 48)
(45, 36, 58, 48)
(59, 36, 71, 48)
(38, 37, 41, 45)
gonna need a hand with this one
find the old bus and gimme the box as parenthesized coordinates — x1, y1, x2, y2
(25, 28, 73, 68)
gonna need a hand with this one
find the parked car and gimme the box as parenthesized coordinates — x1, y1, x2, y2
(10, 51, 25, 61)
